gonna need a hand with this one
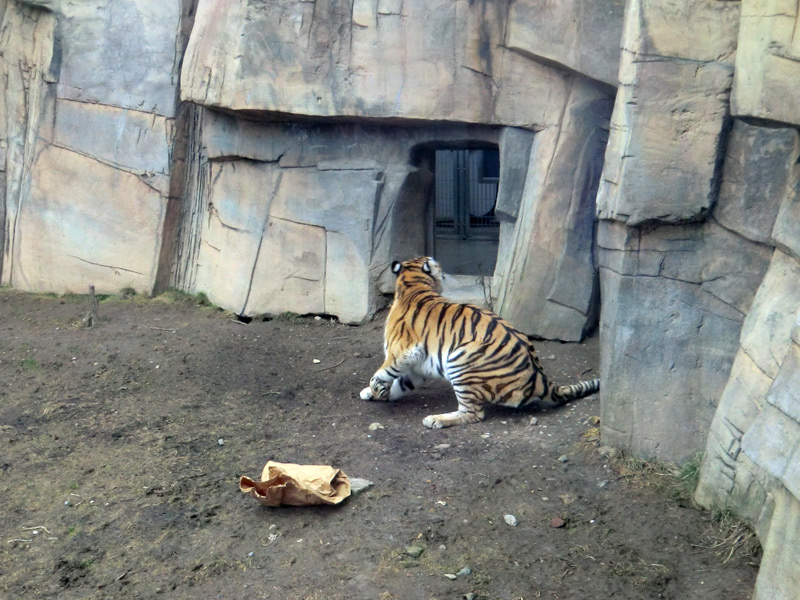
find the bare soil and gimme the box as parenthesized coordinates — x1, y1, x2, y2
(0, 290, 758, 600)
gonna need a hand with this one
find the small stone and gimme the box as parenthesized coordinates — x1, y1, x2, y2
(368, 422, 385, 431)
(480, 433, 491, 439)
(312, 358, 321, 364)
(457, 567, 472, 577)
(550, 516, 567, 528)
(444, 573, 457, 580)
(217, 438, 224, 446)
(529, 417, 539, 426)
(587, 415, 601, 425)
(439, 544, 447, 551)
(558, 454, 569, 463)
(349, 477, 374, 494)
(314, 316, 322, 321)
(465, 594, 476, 600)
(598, 479, 610, 488)
(405, 545, 425, 558)
(433, 443, 451, 451)
(504, 514, 518, 527)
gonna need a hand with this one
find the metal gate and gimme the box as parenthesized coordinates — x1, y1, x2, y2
(433, 148, 500, 275)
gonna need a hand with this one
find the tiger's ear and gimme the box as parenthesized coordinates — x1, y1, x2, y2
(422, 260, 431, 274)
(391, 261, 402, 275)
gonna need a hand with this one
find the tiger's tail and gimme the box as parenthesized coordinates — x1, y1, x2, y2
(548, 379, 600, 404)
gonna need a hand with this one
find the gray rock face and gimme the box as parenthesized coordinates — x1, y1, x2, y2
(598, 219, 772, 462)
(714, 121, 799, 246)
(696, 251, 800, 515)
(493, 80, 612, 341)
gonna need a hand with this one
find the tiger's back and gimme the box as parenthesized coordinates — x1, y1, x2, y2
(361, 257, 599, 428)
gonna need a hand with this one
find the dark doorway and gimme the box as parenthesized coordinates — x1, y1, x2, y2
(432, 148, 500, 276)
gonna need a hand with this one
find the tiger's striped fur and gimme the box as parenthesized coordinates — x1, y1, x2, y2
(360, 257, 600, 428)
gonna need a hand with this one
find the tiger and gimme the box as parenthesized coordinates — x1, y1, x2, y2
(359, 256, 600, 428)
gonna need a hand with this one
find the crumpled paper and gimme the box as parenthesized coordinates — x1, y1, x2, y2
(239, 461, 351, 507)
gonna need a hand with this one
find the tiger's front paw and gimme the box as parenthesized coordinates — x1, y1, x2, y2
(359, 387, 373, 400)
(422, 415, 445, 429)
(368, 377, 391, 401)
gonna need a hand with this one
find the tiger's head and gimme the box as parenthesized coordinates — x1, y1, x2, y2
(391, 257, 444, 295)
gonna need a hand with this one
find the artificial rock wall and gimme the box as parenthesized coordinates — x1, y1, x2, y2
(595, 3, 800, 599)
(2, 1, 800, 598)
(1, 0, 618, 342)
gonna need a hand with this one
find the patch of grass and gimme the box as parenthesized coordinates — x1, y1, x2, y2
(183, 556, 245, 585)
(194, 291, 211, 306)
(155, 289, 217, 308)
(273, 311, 303, 324)
(21, 358, 39, 370)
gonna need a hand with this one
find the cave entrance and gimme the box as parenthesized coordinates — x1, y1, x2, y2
(431, 147, 500, 276)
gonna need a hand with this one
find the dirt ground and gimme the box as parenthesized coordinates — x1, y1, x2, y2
(0, 289, 759, 600)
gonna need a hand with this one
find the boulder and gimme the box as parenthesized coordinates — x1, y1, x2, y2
(693, 348, 774, 523)
(751, 486, 800, 600)
(742, 312, 800, 501)
(505, 0, 625, 87)
(1, 0, 181, 293)
(738, 250, 800, 379)
(494, 127, 535, 223)
(51, 0, 181, 117)
(10, 144, 167, 294)
(493, 79, 612, 341)
(596, 0, 740, 225)
(181, 0, 571, 127)
(732, 0, 800, 126)
(772, 171, 800, 263)
(54, 99, 172, 194)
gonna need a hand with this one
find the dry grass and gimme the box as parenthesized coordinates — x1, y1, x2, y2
(695, 508, 761, 566)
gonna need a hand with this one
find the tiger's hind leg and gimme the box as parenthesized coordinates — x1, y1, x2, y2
(422, 384, 487, 429)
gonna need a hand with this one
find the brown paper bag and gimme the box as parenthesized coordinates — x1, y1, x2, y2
(239, 461, 351, 507)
